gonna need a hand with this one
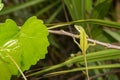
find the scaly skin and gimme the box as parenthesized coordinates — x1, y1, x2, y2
(74, 25, 89, 80)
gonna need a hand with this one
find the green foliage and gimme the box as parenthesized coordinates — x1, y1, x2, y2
(0, 0, 3, 11)
(0, 16, 49, 80)
(90, 0, 112, 19)
(65, 0, 113, 42)
(64, 0, 86, 26)
(103, 29, 120, 42)
(39, 64, 120, 77)
(28, 49, 120, 77)
(90, 0, 112, 41)
(63, 1, 120, 80)
(0, 0, 120, 80)
(65, 0, 86, 20)
(0, 0, 45, 15)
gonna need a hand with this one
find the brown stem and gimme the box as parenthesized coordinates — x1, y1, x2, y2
(48, 30, 120, 50)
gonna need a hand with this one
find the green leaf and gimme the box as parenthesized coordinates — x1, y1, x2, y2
(64, 0, 86, 26)
(85, 0, 92, 13)
(0, 0, 45, 15)
(95, 0, 106, 5)
(0, 0, 4, 11)
(28, 49, 120, 76)
(104, 29, 120, 42)
(0, 60, 12, 80)
(90, 0, 112, 41)
(0, 19, 19, 46)
(19, 16, 49, 71)
(40, 64, 120, 77)
(91, 0, 112, 19)
(0, 16, 49, 80)
(0, 19, 20, 80)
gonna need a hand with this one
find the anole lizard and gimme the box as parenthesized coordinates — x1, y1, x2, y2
(73, 25, 90, 80)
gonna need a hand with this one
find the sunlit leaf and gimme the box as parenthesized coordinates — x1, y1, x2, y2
(0, 16, 49, 80)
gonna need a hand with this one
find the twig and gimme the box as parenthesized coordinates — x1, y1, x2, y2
(48, 30, 120, 50)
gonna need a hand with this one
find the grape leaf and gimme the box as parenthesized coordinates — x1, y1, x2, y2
(19, 16, 49, 71)
(0, 16, 49, 80)
(0, 19, 21, 80)
(0, 19, 19, 46)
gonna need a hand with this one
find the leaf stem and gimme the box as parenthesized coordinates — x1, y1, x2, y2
(6, 53, 27, 80)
